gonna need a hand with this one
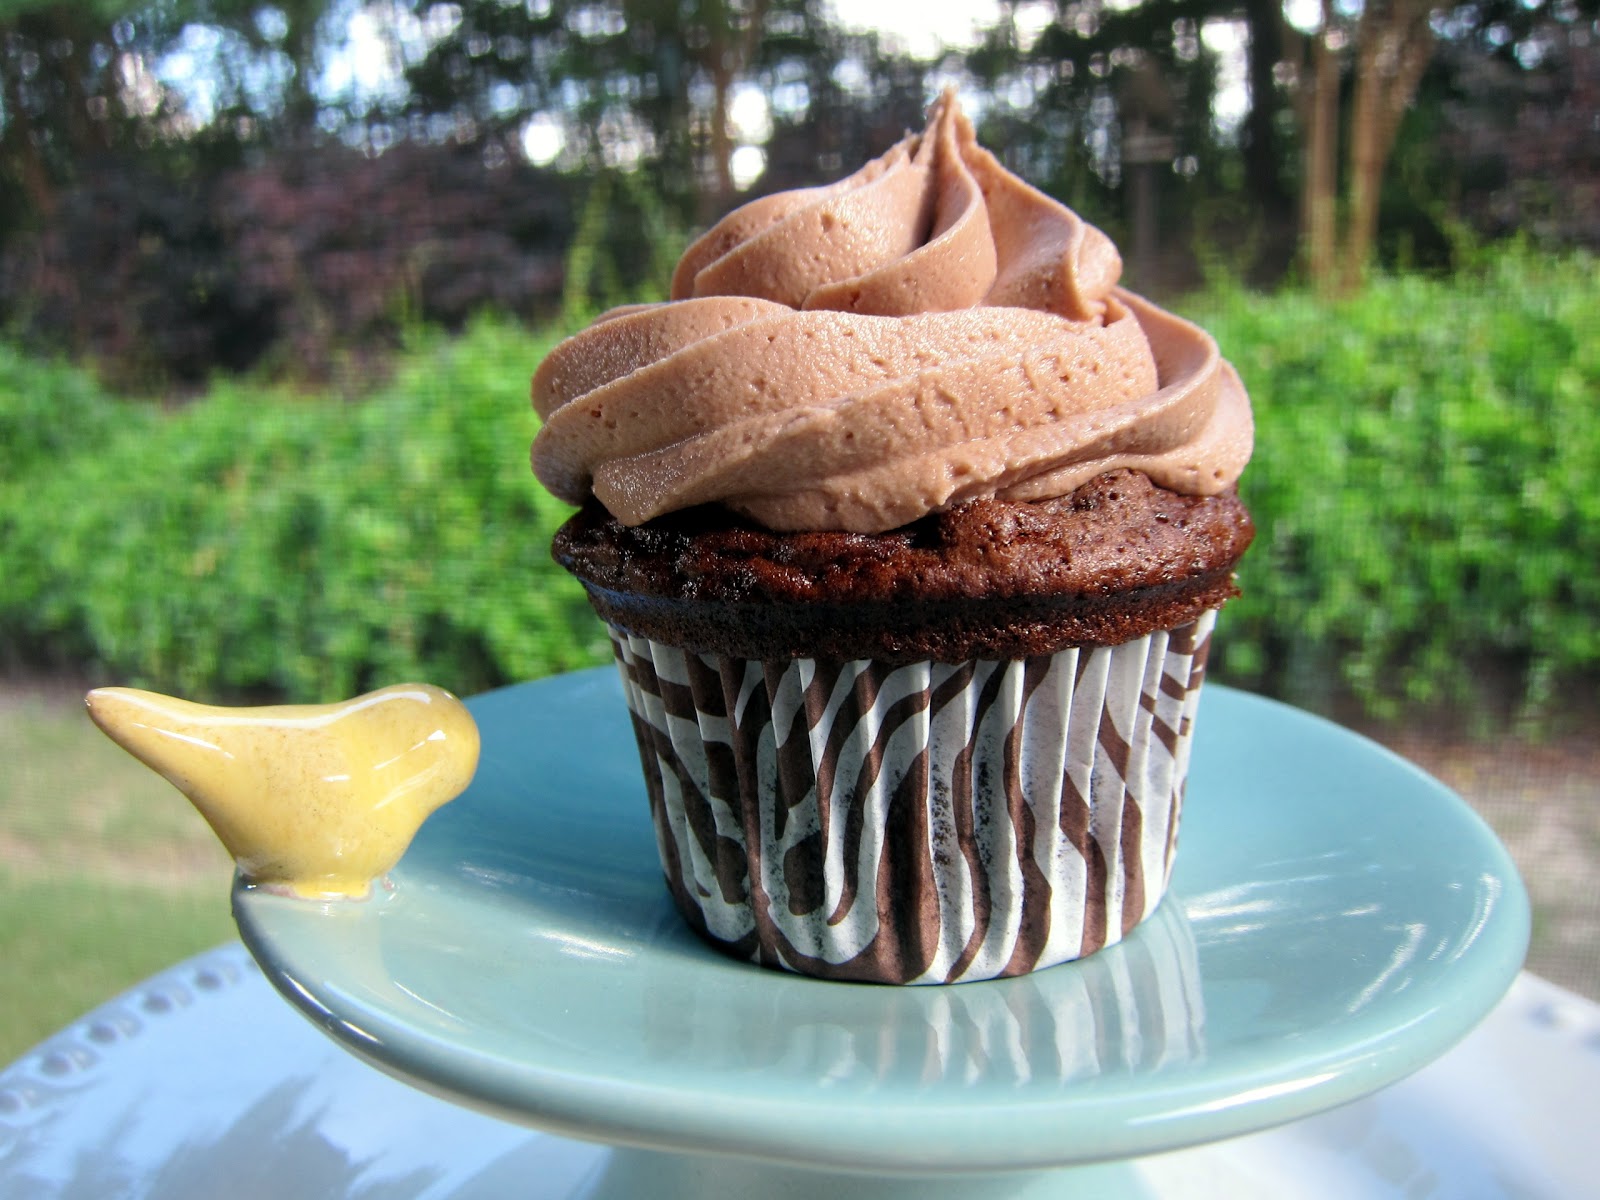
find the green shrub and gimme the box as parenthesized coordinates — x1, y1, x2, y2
(0, 316, 608, 698)
(2, 248, 1595, 728)
(1194, 246, 1599, 723)
(0, 344, 136, 480)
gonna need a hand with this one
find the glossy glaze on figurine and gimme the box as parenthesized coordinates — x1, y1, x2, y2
(85, 683, 480, 898)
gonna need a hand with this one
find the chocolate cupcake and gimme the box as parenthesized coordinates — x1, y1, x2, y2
(531, 93, 1254, 984)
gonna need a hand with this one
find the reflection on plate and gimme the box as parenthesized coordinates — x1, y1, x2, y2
(234, 672, 1529, 1174)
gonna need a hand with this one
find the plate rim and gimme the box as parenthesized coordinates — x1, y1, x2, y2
(235, 671, 1531, 1172)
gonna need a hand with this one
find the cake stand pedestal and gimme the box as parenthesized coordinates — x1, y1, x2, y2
(235, 670, 1529, 1196)
(576, 1150, 1147, 1198)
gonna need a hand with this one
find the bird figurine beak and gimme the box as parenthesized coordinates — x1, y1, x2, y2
(84, 683, 481, 899)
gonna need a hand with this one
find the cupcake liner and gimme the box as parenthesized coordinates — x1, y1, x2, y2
(609, 610, 1215, 985)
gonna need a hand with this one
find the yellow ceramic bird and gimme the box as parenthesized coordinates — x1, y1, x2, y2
(85, 683, 480, 899)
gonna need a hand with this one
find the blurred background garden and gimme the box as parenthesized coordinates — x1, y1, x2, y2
(0, 0, 1596, 1061)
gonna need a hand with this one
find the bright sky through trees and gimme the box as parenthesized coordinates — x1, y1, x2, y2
(148, 0, 1257, 174)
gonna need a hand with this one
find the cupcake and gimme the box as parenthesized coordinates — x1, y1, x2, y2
(530, 92, 1253, 984)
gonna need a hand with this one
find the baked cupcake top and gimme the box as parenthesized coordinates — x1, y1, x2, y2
(531, 90, 1252, 535)
(551, 470, 1251, 660)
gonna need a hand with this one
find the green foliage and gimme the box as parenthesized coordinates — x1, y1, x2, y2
(0, 315, 609, 699)
(0, 343, 133, 480)
(0, 685, 236, 1063)
(1195, 245, 1600, 724)
(1, 248, 1595, 729)
(561, 168, 689, 324)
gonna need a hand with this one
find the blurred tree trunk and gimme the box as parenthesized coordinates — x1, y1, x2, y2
(1300, 0, 1340, 292)
(1241, 0, 1296, 278)
(1340, 0, 1435, 292)
(1241, 0, 1283, 200)
(707, 53, 737, 209)
(1289, 0, 1437, 294)
(693, 0, 768, 222)
(0, 5, 116, 223)
(269, 0, 331, 141)
(0, 24, 58, 218)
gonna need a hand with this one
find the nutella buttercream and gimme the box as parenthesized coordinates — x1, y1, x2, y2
(532, 91, 1252, 534)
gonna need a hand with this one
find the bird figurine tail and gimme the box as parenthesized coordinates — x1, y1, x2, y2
(85, 683, 480, 899)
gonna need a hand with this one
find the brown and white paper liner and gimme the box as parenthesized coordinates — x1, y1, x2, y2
(609, 610, 1214, 985)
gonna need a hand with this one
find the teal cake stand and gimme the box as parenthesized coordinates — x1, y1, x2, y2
(236, 669, 1529, 1199)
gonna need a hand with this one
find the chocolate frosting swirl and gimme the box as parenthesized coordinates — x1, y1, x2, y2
(532, 92, 1251, 534)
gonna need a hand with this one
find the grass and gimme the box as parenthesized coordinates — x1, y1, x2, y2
(0, 686, 235, 1064)
(0, 698, 228, 858)
(0, 871, 235, 1062)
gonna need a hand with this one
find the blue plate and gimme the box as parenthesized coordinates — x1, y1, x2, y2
(236, 671, 1529, 1174)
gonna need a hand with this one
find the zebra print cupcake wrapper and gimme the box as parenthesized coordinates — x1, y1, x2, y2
(610, 610, 1215, 985)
